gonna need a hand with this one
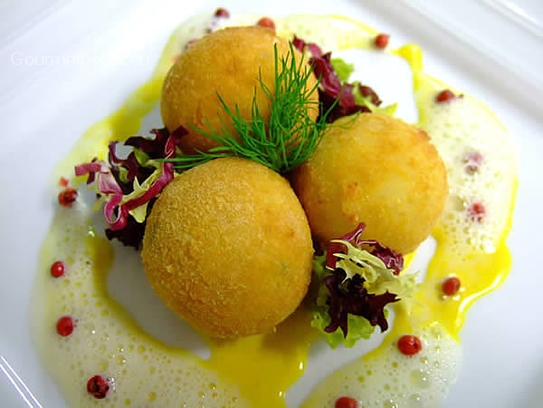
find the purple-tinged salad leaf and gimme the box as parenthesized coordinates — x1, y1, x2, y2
(311, 224, 418, 348)
(326, 223, 404, 275)
(311, 255, 375, 348)
(324, 268, 399, 334)
(292, 36, 323, 58)
(358, 84, 382, 106)
(104, 201, 155, 249)
(74, 127, 186, 249)
(292, 36, 396, 121)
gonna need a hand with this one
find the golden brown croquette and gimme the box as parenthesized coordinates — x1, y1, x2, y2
(160, 26, 318, 154)
(291, 113, 448, 254)
(141, 157, 313, 338)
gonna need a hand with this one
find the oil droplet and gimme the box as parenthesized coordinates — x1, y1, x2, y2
(410, 369, 431, 389)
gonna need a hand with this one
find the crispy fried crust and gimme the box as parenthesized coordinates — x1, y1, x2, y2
(160, 26, 318, 154)
(141, 157, 313, 338)
(291, 113, 448, 254)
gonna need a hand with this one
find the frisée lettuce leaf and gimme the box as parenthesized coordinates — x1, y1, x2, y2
(311, 254, 376, 348)
(310, 223, 418, 348)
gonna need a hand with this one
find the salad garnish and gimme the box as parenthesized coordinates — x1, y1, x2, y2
(75, 128, 184, 249)
(292, 36, 397, 121)
(311, 223, 418, 348)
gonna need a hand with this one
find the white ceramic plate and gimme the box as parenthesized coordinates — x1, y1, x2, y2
(1, 1, 543, 407)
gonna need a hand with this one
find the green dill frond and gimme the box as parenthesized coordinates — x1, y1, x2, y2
(166, 42, 331, 174)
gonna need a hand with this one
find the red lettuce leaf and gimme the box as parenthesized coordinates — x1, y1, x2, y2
(358, 84, 382, 106)
(292, 36, 379, 123)
(292, 36, 323, 58)
(326, 223, 404, 275)
(108, 146, 149, 186)
(324, 268, 399, 336)
(105, 199, 156, 250)
(124, 128, 177, 159)
(75, 127, 186, 249)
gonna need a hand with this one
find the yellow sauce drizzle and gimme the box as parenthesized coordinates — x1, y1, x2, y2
(204, 310, 317, 407)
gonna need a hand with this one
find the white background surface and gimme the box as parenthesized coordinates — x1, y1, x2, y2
(1, 0, 542, 407)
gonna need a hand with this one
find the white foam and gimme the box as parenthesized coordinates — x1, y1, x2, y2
(301, 324, 462, 408)
(423, 97, 516, 253)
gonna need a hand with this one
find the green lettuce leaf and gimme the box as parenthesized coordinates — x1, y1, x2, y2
(331, 57, 355, 82)
(353, 86, 397, 116)
(310, 254, 377, 348)
(311, 306, 375, 349)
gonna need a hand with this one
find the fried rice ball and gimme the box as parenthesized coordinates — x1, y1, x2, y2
(141, 157, 313, 338)
(161, 26, 318, 154)
(291, 113, 448, 254)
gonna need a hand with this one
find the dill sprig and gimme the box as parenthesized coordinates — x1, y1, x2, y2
(166, 43, 333, 174)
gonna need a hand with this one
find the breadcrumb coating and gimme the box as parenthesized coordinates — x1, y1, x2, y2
(141, 157, 313, 338)
(291, 113, 448, 254)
